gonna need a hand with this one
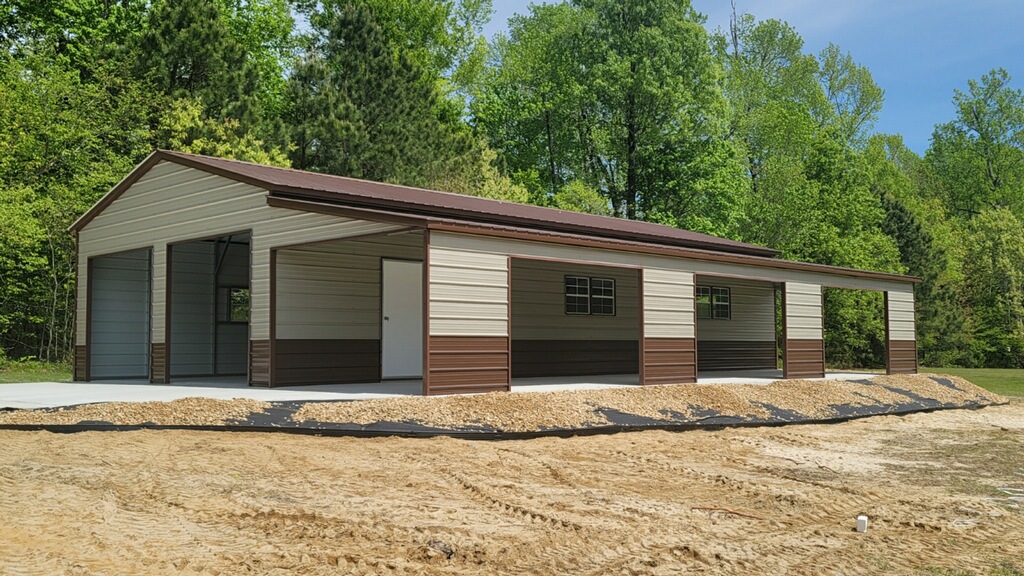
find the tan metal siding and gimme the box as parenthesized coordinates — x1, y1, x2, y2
(510, 259, 638, 340)
(275, 233, 422, 340)
(887, 290, 916, 341)
(76, 252, 89, 346)
(77, 161, 405, 343)
(150, 245, 166, 344)
(429, 231, 912, 292)
(643, 269, 695, 339)
(429, 246, 508, 337)
(696, 278, 775, 341)
(784, 282, 822, 340)
(251, 248, 272, 340)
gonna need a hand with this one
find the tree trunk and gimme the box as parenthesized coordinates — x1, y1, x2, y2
(542, 93, 558, 196)
(625, 64, 639, 220)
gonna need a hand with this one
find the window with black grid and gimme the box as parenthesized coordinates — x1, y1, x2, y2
(590, 278, 615, 315)
(564, 276, 590, 314)
(696, 286, 712, 319)
(712, 287, 731, 319)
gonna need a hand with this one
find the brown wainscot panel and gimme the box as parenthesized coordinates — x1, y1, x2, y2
(641, 338, 696, 385)
(427, 336, 509, 395)
(887, 340, 918, 375)
(274, 339, 380, 386)
(74, 345, 89, 381)
(783, 339, 824, 379)
(697, 340, 776, 371)
(249, 339, 271, 387)
(511, 340, 638, 378)
(150, 343, 168, 384)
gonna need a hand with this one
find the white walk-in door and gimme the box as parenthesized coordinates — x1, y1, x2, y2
(382, 259, 423, 378)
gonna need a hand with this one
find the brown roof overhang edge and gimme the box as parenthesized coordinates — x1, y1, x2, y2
(267, 194, 919, 285)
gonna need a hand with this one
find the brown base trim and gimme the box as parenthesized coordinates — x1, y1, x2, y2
(427, 336, 510, 395)
(150, 343, 168, 383)
(74, 345, 89, 381)
(783, 339, 824, 379)
(641, 337, 696, 385)
(887, 339, 918, 374)
(249, 339, 271, 386)
(274, 339, 380, 386)
(511, 340, 637, 378)
(697, 340, 776, 371)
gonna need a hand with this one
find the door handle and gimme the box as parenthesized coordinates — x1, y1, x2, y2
(384, 316, 390, 321)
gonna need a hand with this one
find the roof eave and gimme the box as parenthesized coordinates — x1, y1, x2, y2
(268, 187, 780, 258)
(267, 193, 919, 285)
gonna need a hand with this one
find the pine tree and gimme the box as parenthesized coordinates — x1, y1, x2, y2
(880, 193, 976, 366)
(284, 3, 470, 185)
(136, 0, 261, 128)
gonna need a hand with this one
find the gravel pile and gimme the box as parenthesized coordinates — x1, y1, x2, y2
(292, 374, 1005, 431)
(0, 374, 1003, 431)
(0, 397, 270, 426)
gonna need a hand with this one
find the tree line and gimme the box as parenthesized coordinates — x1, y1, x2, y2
(1, 0, 1022, 369)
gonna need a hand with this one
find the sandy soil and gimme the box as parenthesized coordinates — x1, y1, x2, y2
(1, 403, 1023, 575)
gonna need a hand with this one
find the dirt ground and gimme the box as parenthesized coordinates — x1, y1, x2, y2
(1, 403, 1023, 575)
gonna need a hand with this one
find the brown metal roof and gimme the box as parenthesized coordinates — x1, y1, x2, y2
(124, 150, 778, 257)
(71, 150, 919, 284)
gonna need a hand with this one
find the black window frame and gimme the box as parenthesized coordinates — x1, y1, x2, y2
(564, 275, 591, 315)
(696, 285, 731, 320)
(712, 286, 731, 319)
(564, 275, 616, 316)
(218, 286, 250, 324)
(589, 277, 616, 316)
(696, 285, 712, 319)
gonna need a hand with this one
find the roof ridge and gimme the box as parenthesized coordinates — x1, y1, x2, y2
(157, 149, 536, 208)
(155, 150, 773, 253)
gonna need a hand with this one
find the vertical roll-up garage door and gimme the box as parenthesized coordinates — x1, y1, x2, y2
(90, 249, 151, 379)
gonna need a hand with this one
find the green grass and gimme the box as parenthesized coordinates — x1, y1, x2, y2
(921, 366, 1024, 398)
(0, 361, 72, 383)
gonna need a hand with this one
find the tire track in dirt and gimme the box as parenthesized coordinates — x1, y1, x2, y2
(449, 472, 584, 531)
(400, 450, 588, 533)
(609, 449, 830, 520)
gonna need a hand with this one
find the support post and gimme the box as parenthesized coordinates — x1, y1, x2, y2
(639, 268, 697, 384)
(782, 282, 824, 379)
(150, 244, 170, 383)
(885, 290, 918, 374)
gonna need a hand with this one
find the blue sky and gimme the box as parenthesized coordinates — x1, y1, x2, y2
(481, 1, 1024, 154)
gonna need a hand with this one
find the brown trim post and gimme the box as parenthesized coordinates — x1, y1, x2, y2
(421, 230, 431, 395)
(637, 268, 645, 385)
(83, 256, 94, 381)
(269, 248, 277, 387)
(506, 255, 512, 389)
(781, 283, 790, 378)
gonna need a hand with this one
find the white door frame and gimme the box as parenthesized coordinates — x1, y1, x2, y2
(381, 259, 424, 379)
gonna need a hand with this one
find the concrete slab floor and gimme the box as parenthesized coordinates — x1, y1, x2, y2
(0, 370, 883, 410)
